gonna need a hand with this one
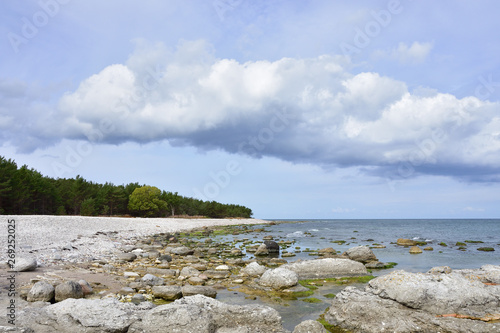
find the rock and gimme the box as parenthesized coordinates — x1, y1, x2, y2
(148, 251, 160, 259)
(124, 271, 140, 278)
(343, 246, 377, 263)
(397, 238, 416, 246)
(230, 248, 243, 256)
(409, 246, 423, 254)
(281, 258, 368, 279)
(146, 267, 178, 277)
(180, 266, 200, 278)
(215, 264, 230, 271)
(12, 257, 37, 272)
(478, 247, 495, 252)
(203, 270, 230, 279)
(191, 263, 208, 271)
(364, 261, 386, 269)
(293, 320, 328, 333)
(131, 293, 146, 304)
(259, 267, 299, 290)
(181, 285, 217, 298)
(128, 295, 288, 333)
(152, 286, 182, 300)
(428, 266, 452, 274)
(170, 246, 194, 256)
(318, 247, 336, 254)
(456, 264, 500, 284)
(264, 240, 280, 253)
(119, 287, 135, 295)
(54, 281, 83, 302)
(263, 235, 274, 240)
(188, 277, 205, 285)
(424, 246, 434, 251)
(254, 244, 269, 256)
(27, 281, 54, 302)
(158, 254, 172, 262)
(140, 274, 164, 286)
(78, 280, 93, 295)
(325, 286, 497, 333)
(366, 269, 500, 318)
(18, 298, 148, 333)
(240, 262, 267, 277)
(116, 253, 137, 262)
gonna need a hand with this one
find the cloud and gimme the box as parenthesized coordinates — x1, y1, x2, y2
(373, 41, 433, 65)
(4, 40, 500, 182)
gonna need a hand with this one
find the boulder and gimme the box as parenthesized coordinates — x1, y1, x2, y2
(116, 253, 137, 262)
(343, 246, 377, 263)
(325, 286, 497, 333)
(264, 240, 280, 253)
(128, 295, 288, 333)
(78, 280, 93, 296)
(254, 244, 269, 256)
(170, 246, 194, 256)
(54, 281, 83, 302)
(396, 238, 416, 246)
(318, 247, 336, 254)
(259, 267, 298, 290)
(366, 270, 500, 318)
(180, 266, 200, 278)
(409, 246, 423, 254)
(281, 258, 368, 279)
(12, 257, 37, 272)
(293, 320, 328, 333)
(27, 281, 55, 302)
(181, 285, 217, 298)
(140, 274, 164, 286)
(240, 262, 267, 277)
(364, 261, 387, 269)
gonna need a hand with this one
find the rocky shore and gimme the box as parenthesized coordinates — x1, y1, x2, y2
(1, 216, 499, 332)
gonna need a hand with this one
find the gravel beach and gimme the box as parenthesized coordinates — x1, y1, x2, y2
(1, 215, 268, 263)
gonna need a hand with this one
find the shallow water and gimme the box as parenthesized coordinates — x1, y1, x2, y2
(213, 219, 500, 330)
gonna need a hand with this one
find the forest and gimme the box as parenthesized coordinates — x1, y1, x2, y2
(0, 156, 253, 218)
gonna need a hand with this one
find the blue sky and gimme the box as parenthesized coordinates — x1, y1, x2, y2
(1, 0, 500, 219)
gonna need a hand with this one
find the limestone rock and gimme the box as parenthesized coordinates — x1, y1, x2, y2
(259, 267, 298, 290)
(27, 281, 54, 302)
(140, 274, 164, 286)
(116, 252, 137, 262)
(181, 285, 217, 298)
(12, 257, 37, 272)
(180, 266, 201, 278)
(281, 258, 368, 279)
(428, 266, 452, 274)
(152, 286, 183, 301)
(397, 238, 416, 246)
(170, 246, 194, 256)
(343, 246, 377, 263)
(293, 320, 328, 333)
(409, 246, 423, 254)
(240, 262, 267, 277)
(254, 244, 269, 256)
(55, 281, 83, 302)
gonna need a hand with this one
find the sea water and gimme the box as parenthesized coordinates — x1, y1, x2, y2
(215, 219, 500, 330)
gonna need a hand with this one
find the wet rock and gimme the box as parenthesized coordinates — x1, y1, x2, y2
(152, 286, 182, 301)
(343, 246, 377, 263)
(140, 274, 164, 286)
(282, 258, 368, 279)
(264, 240, 280, 253)
(129, 295, 287, 333)
(116, 253, 137, 262)
(259, 267, 298, 290)
(293, 320, 328, 333)
(396, 238, 417, 246)
(12, 257, 37, 272)
(181, 285, 217, 298)
(240, 262, 267, 277)
(27, 281, 54, 302)
(409, 246, 423, 254)
(55, 281, 83, 302)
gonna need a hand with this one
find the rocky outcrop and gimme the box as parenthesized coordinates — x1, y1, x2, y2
(128, 295, 288, 333)
(343, 246, 377, 263)
(259, 267, 298, 290)
(293, 320, 328, 333)
(281, 258, 368, 279)
(325, 266, 500, 333)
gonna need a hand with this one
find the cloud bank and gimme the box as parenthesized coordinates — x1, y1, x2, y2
(4, 40, 500, 181)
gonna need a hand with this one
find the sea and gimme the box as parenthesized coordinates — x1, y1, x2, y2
(215, 219, 500, 330)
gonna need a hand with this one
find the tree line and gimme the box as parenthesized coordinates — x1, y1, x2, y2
(0, 156, 253, 218)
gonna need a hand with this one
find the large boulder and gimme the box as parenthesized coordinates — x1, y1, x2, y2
(18, 298, 150, 333)
(54, 281, 83, 302)
(152, 286, 182, 301)
(240, 262, 267, 277)
(281, 258, 368, 279)
(325, 286, 497, 333)
(366, 270, 500, 318)
(343, 246, 377, 263)
(128, 295, 288, 333)
(259, 267, 298, 290)
(264, 240, 280, 253)
(27, 281, 55, 302)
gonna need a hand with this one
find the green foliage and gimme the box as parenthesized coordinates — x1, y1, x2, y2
(128, 186, 168, 217)
(0, 155, 252, 218)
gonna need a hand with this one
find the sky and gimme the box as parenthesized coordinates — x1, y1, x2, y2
(1, 0, 500, 219)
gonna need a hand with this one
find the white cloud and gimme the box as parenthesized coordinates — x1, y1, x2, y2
(5, 40, 500, 182)
(392, 41, 433, 64)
